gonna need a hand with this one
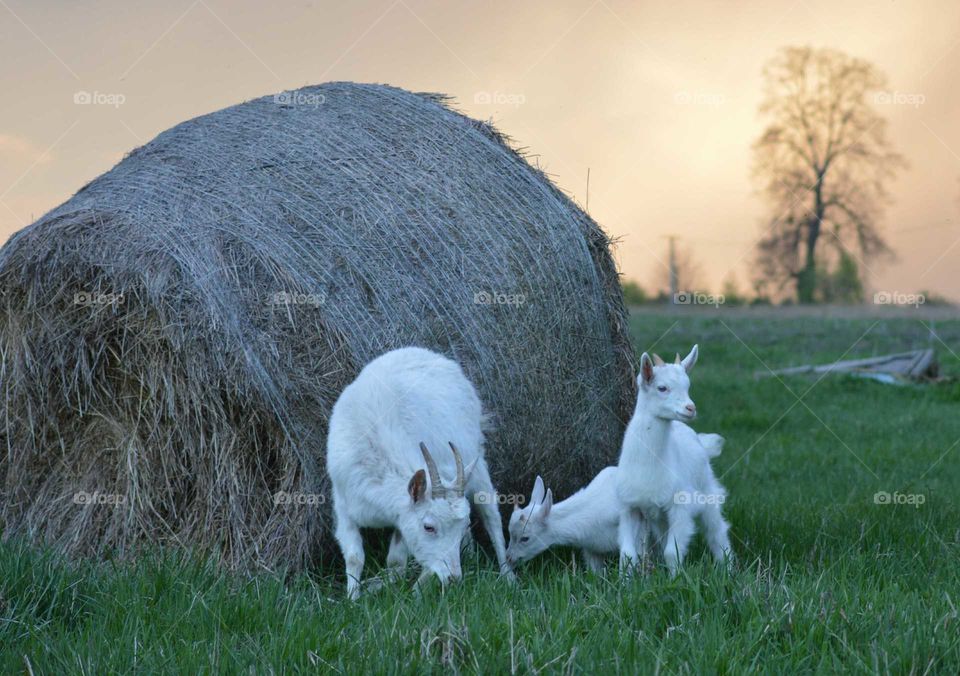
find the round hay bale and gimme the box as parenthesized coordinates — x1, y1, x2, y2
(0, 82, 635, 570)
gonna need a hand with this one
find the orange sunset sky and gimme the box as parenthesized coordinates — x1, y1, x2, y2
(1, 0, 958, 300)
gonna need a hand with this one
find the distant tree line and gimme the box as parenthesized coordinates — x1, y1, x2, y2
(620, 271, 950, 308)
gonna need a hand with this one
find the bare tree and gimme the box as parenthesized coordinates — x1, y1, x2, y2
(752, 46, 906, 302)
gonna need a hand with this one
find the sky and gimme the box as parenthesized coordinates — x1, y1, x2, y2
(1, 0, 958, 300)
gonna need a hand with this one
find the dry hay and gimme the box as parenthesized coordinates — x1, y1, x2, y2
(0, 82, 635, 570)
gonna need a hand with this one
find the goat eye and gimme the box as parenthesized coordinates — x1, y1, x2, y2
(520, 536, 529, 543)
(423, 524, 436, 534)
(657, 385, 668, 393)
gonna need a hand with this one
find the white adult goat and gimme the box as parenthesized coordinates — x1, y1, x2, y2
(616, 347, 733, 575)
(505, 433, 725, 572)
(326, 346, 510, 599)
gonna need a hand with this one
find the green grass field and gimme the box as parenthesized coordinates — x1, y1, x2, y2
(2, 310, 959, 673)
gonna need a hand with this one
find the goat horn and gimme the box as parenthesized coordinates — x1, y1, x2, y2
(419, 442, 445, 498)
(652, 353, 665, 366)
(448, 442, 465, 497)
(675, 353, 681, 364)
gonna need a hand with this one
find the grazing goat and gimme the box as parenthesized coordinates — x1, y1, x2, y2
(506, 432, 726, 572)
(506, 471, 619, 572)
(616, 347, 733, 575)
(326, 347, 510, 599)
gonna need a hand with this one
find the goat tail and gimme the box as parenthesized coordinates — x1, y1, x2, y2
(698, 433, 725, 458)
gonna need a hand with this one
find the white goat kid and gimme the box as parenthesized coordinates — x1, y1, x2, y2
(506, 471, 620, 572)
(506, 430, 726, 572)
(616, 346, 733, 576)
(326, 347, 510, 599)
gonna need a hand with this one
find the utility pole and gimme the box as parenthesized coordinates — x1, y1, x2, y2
(668, 235, 678, 300)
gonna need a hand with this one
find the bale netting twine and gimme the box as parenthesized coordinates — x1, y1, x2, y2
(0, 82, 636, 571)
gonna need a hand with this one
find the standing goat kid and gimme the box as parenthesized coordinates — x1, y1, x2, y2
(506, 433, 725, 572)
(616, 346, 733, 576)
(326, 347, 510, 599)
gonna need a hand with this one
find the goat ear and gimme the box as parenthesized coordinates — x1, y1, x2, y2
(682, 344, 699, 373)
(537, 489, 553, 520)
(530, 475, 546, 506)
(408, 469, 428, 503)
(463, 457, 479, 486)
(639, 353, 655, 387)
